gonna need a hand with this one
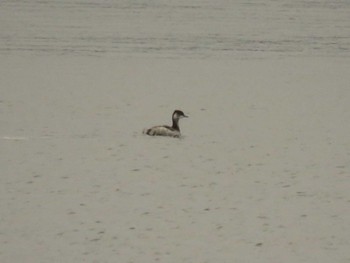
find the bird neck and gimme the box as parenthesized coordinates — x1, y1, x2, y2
(172, 117, 180, 131)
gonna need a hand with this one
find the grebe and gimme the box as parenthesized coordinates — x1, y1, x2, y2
(143, 110, 188, 138)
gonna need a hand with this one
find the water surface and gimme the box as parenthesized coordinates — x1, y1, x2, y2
(0, 0, 349, 59)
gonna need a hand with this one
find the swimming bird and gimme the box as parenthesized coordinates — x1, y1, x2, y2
(143, 110, 188, 138)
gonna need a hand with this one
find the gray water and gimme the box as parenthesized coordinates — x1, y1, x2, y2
(1, 0, 349, 59)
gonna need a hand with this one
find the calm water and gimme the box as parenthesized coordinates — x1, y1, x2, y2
(0, 0, 349, 59)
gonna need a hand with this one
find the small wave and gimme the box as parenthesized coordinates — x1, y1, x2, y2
(1, 136, 29, 141)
